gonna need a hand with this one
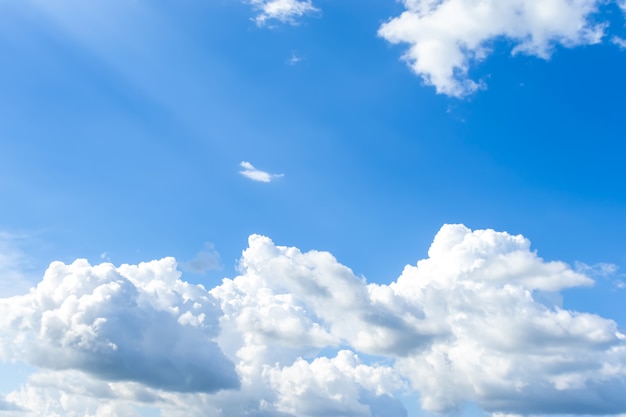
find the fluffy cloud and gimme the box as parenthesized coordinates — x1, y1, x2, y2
(214, 226, 626, 415)
(212, 234, 439, 359)
(1, 225, 626, 416)
(0, 394, 22, 412)
(248, 0, 318, 26)
(240, 161, 284, 183)
(378, 0, 607, 96)
(264, 351, 406, 417)
(0, 258, 239, 393)
(390, 226, 626, 414)
(5, 372, 145, 417)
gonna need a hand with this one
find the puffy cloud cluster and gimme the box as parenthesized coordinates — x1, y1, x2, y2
(378, 0, 608, 96)
(248, 0, 318, 26)
(0, 258, 239, 394)
(390, 226, 626, 413)
(4, 372, 145, 417)
(1, 225, 626, 416)
(265, 351, 406, 417)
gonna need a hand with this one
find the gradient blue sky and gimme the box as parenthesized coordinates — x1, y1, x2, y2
(1, 1, 626, 416)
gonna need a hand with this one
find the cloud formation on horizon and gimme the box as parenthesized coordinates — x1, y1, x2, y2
(1, 224, 625, 416)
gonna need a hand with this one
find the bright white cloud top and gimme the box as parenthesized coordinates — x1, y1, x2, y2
(249, 0, 318, 26)
(239, 161, 284, 183)
(378, 0, 608, 96)
(1, 225, 625, 416)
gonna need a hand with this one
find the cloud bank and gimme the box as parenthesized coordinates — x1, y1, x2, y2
(1, 225, 626, 416)
(378, 0, 608, 96)
(248, 0, 318, 26)
(239, 161, 284, 183)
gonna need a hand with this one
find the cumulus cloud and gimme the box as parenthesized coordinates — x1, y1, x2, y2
(265, 351, 406, 417)
(212, 225, 626, 415)
(0, 258, 239, 393)
(239, 161, 284, 183)
(5, 372, 145, 417)
(2, 224, 626, 416)
(378, 0, 607, 96)
(212, 234, 440, 359)
(390, 226, 625, 414)
(0, 394, 23, 412)
(248, 0, 318, 26)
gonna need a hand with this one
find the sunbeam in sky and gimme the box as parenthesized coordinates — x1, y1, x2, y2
(1, 1, 625, 416)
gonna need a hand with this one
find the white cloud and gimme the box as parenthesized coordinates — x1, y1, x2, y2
(265, 351, 406, 417)
(0, 258, 238, 393)
(2, 225, 626, 416)
(239, 161, 284, 183)
(248, 0, 318, 26)
(378, 0, 607, 97)
(613, 36, 626, 49)
(388, 225, 626, 414)
(575, 261, 618, 277)
(5, 371, 147, 417)
(0, 394, 23, 412)
(213, 226, 626, 415)
(213, 234, 440, 358)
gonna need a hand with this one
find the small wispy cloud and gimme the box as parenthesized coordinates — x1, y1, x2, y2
(613, 36, 626, 49)
(575, 261, 619, 278)
(286, 53, 303, 65)
(575, 261, 626, 290)
(249, 0, 318, 26)
(239, 161, 284, 183)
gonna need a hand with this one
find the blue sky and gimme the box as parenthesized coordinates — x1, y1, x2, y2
(1, 0, 626, 416)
